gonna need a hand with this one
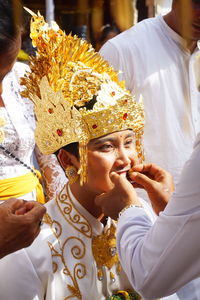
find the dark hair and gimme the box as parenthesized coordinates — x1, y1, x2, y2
(0, 0, 23, 53)
(55, 142, 79, 160)
(99, 24, 121, 44)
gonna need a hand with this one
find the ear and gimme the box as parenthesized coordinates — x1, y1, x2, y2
(57, 149, 79, 170)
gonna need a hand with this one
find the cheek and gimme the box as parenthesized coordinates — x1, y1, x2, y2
(130, 148, 139, 165)
(87, 152, 115, 177)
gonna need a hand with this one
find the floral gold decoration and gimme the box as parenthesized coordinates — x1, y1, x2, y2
(92, 224, 120, 282)
(21, 10, 144, 185)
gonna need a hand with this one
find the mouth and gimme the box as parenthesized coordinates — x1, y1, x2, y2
(113, 167, 129, 177)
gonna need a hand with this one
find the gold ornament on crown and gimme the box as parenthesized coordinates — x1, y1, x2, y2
(21, 9, 145, 185)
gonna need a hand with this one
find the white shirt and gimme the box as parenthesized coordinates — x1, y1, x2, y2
(117, 132, 200, 299)
(100, 15, 200, 189)
(0, 184, 176, 300)
(1, 62, 35, 179)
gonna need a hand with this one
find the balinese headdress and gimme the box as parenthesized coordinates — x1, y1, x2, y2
(21, 10, 144, 185)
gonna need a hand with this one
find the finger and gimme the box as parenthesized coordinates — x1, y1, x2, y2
(110, 172, 130, 189)
(110, 172, 120, 184)
(1, 198, 24, 213)
(15, 207, 28, 215)
(129, 171, 155, 190)
(131, 182, 145, 189)
(25, 202, 46, 221)
(130, 164, 144, 173)
(23, 201, 35, 212)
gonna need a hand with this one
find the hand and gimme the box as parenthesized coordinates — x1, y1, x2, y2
(95, 172, 141, 220)
(0, 198, 46, 259)
(129, 163, 174, 215)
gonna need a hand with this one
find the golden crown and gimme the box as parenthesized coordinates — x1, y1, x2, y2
(21, 10, 144, 184)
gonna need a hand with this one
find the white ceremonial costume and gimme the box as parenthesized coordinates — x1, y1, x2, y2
(0, 183, 177, 300)
(100, 15, 200, 189)
(117, 132, 200, 299)
(0, 62, 67, 200)
(0, 62, 36, 200)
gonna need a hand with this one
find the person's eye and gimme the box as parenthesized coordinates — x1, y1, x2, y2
(125, 139, 134, 146)
(98, 144, 114, 151)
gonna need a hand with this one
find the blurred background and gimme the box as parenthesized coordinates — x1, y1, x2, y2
(21, 0, 172, 52)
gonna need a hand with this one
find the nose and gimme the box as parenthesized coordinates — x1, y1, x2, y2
(114, 147, 131, 169)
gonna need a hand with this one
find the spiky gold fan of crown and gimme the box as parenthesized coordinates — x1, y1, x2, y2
(21, 11, 144, 184)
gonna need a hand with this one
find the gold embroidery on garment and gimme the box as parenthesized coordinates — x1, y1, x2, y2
(44, 208, 85, 298)
(43, 213, 62, 238)
(48, 236, 85, 299)
(56, 183, 92, 238)
(92, 223, 120, 281)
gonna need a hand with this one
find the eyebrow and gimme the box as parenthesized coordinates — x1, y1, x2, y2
(91, 132, 135, 145)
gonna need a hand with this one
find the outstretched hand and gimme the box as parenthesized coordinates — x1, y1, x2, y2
(95, 172, 141, 220)
(129, 163, 174, 215)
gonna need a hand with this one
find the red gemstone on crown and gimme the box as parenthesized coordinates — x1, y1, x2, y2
(92, 124, 97, 129)
(57, 129, 63, 136)
(48, 108, 53, 114)
(111, 91, 116, 96)
(123, 113, 128, 120)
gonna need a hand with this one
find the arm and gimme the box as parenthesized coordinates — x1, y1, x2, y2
(0, 198, 46, 259)
(35, 146, 67, 201)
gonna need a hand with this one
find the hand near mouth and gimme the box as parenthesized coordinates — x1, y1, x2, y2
(128, 163, 174, 215)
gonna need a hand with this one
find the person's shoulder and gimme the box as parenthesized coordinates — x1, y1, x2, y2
(12, 61, 30, 79)
(106, 16, 161, 49)
(12, 61, 30, 75)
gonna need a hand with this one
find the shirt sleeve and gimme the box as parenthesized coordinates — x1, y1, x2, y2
(0, 249, 45, 300)
(117, 134, 200, 299)
(99, 41, 126, 83)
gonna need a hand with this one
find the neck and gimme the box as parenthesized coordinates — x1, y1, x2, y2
(164, 12, 197, 53)
(70, 181, 104, 221)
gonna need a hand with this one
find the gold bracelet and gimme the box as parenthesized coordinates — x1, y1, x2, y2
(118, 204, 143, 219)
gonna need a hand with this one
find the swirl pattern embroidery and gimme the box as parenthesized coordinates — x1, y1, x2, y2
(56, 183, 92, 238)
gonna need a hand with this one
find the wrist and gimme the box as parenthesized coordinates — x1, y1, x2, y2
(118, 203, 143, 219)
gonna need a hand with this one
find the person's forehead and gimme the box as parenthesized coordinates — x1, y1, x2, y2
(89, 130, 134, 145)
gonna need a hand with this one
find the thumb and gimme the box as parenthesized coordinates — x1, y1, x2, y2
(110, 172, 120, 184)
(130, 171, 155, 190)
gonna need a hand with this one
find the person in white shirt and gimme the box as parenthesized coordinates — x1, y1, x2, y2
(95, 131, 200, 300)
(99, 0, 200, 195)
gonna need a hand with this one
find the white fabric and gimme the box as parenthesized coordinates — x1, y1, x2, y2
(1, 64, 35, 179)
(117, 132, 200, 299)
(0, 184, 176, 300)
(100, 15, 200, 190)
(0, 62, 36, 200)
